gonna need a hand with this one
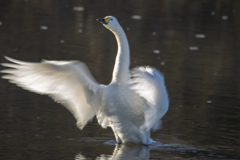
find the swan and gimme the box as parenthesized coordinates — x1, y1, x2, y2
(1, 16, 169, 145)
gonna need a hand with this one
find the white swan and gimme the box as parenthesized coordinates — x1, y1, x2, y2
(1, 16, 169, 145)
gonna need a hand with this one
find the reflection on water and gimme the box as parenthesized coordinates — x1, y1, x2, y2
(76, 142, 239, 160)
(0, 0, 240, 159)
(76, 143, 150, 160)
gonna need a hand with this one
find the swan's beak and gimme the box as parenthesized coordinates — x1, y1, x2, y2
(97, 18, 106, 24)
(97, 17, 111, 25)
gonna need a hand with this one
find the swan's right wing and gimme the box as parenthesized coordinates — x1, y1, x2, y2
(130, 66, 169, 131)
(1, 56, 107, 129)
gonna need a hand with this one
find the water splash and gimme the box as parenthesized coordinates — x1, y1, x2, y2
(195, 34, 206, 38)
(40, 26, 48, 30)
(222, 15, 228, 20)
(73, 7, 84, 11)
(131, 15, 142, 20)
(153, 50, 160, 54)
(189, 46, 199, 50)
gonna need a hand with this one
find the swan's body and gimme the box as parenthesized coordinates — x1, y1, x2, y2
(1, 16, 169, 145)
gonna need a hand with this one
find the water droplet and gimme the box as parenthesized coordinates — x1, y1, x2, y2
(60, 40, 64, 43)
(78, 29, 82, 33)
(73, 7, 84, 11)
(0, 22, 2, 25)
(153, 50, 160, 54)
(126, 27, 130, 31)
(222, 15, 228, 20)
(152, 32, 157, 36)
(79, 23, 82, 26)
(40, 26, 48, 30)
(195, 34, 206, 38)
(161, 62, 165, 65)
(189, 46, 199, 50)
(214, 72, 217, 75)
(131, 15, 142, 20)
(207, 101, 212, 103)
(211, 11, 215, 15)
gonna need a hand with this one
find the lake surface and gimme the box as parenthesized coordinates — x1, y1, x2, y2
(0, 0, 239, 159)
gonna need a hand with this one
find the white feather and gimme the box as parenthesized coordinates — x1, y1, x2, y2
(2, 56, 107, 129)
(131, 66, 169, 131)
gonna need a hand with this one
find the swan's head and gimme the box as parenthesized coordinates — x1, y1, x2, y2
(97, 16, 120, 31)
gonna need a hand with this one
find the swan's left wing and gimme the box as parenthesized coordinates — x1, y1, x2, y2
(130, 66, 169, 131)
(1, 56, 107, 129)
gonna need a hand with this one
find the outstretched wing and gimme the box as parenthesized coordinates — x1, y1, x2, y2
(130, 66, 169, 131)
(1, 56, 106, 129)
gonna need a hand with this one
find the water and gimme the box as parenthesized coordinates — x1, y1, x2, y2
(0, 0, 240, 159)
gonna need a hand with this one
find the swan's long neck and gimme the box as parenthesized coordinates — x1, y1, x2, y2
(111, 26, 130, 84)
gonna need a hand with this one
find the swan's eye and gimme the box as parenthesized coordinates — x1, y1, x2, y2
(111, 19, 113, 21)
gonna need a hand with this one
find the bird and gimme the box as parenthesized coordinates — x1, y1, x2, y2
(1, 16, 169, 145)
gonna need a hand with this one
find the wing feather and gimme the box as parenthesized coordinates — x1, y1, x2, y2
(130, 66, 169, 131)
(1, 56, 107, 129)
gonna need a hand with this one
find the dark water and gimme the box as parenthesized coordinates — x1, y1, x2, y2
(0, 0, 240, 159)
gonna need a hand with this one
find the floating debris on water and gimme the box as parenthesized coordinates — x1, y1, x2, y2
(40, 26, 48, 30)
(152, 32, 157, 36)
(153, 50, 160, 54)
(161, 62, 165, 65)
(131, 15, 142, 20)
(222, 15, 228, 20)
(211, 11, 215, 15)
(195, 34, 206, 38)
(78, 29, 82, 33)
(60, 40, 64, 43)
(207, 101, 212, 103)
(73, 7, 84, 11)
(189, 46, 199, 50)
